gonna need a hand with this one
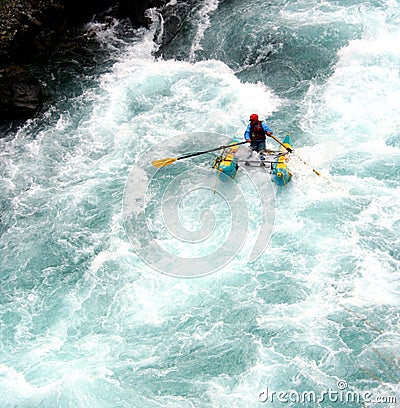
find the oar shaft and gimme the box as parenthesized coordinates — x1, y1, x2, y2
(267, 133, 324, 179)
(268, 133, 291, 151)
(152, 141, 248, 168)
(176, 141, 248, 161)
(292, 152, 321, 176)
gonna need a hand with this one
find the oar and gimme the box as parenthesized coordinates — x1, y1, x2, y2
(292, 151, 343, 188)
(267, 133, 293, 153)
(268, 133, 323, 177)
(292, 153, 321, 177)
(152, 141, 248, 168)
(277, 133, 340, 187)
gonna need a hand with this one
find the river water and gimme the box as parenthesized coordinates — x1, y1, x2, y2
(0, 0, 399, 406)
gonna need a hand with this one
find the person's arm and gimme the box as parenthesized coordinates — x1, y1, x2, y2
(244, 124, 251, 141)
(262, 122, 273, 135)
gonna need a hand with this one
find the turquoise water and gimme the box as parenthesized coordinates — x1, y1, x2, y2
(1, 0, 400, 407)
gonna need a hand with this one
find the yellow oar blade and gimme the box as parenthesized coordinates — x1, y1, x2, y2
(152, 157, 178, 168)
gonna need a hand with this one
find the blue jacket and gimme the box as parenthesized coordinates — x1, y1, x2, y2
(244, 121, 273, 141)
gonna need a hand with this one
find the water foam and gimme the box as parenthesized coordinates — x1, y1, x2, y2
(1, 0, 400, 406)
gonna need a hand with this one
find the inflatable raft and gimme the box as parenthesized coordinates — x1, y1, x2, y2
(271, 135, 293, 186)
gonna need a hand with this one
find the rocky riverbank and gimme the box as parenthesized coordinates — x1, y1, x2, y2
(0, 0, 169, 124)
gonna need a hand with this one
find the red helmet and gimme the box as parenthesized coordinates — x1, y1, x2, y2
(249, 114, 258, 121)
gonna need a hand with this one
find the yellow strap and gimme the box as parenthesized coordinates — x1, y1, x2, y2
(213, 170, 221, 194)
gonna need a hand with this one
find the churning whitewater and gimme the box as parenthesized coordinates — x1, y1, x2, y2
(1, 0, 400, 407)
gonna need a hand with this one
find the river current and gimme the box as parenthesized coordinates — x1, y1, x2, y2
(0, 0, 399, 407)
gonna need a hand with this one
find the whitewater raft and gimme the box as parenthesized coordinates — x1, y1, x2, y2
(212, 135, 293, 186)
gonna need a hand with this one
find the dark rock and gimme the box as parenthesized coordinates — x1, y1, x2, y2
(117, 0, 168, 26)
(62, 0, 118, 24)
(0, 0, 66, 64)
(0, 66, 43, 122)
(0, 0, 172, 65)
(0, 0, 182, 124)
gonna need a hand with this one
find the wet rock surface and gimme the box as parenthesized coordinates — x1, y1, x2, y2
(0, 0, 191, 123)
(0, 65, 43, 122)
(0, 0, 66, 64)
